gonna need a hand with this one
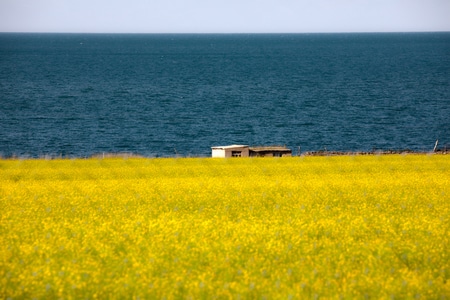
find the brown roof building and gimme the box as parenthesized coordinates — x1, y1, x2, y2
(249, 146, 292, 157)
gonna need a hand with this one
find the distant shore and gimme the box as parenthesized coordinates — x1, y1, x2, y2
(302, 148, 448, 156)
(1, 148, 448, 160)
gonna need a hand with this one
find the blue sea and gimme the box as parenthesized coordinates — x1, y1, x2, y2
(0, 33, 449, 158)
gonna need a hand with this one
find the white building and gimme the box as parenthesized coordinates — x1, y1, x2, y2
(211, 145, 250, 158)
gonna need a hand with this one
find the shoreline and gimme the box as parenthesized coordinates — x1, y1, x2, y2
(302, 149, 448, 156)
(0, 149, 447, 160)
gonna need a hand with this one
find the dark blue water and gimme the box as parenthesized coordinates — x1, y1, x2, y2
(1, 33, 449, 157)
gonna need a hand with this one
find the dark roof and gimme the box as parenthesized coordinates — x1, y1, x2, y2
(249, 146, 291, 152)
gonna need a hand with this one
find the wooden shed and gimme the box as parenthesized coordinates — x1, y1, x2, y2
(249, 146, 292, 157)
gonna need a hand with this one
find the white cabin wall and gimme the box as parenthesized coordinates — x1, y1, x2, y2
(212, 149, 226, 157)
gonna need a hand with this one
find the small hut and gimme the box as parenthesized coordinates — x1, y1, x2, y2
(211, 145, 291, 158)
(249, 146, 292, 157)
(211, 145, 250, 158)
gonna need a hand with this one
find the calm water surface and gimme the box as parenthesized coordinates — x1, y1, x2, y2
(0, 33, 449, 157)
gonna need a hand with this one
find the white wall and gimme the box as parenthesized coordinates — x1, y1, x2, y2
(212, 148, 226, 158)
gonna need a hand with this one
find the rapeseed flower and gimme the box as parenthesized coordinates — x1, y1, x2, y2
(0, 155, 449, 298)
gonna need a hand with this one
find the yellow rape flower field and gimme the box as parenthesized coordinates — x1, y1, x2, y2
(1, 155, 449, 299)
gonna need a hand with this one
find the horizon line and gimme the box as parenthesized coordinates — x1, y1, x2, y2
(1, 30, 449, 35)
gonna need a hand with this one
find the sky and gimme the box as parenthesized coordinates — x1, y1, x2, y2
(1, 0, 449, 33)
